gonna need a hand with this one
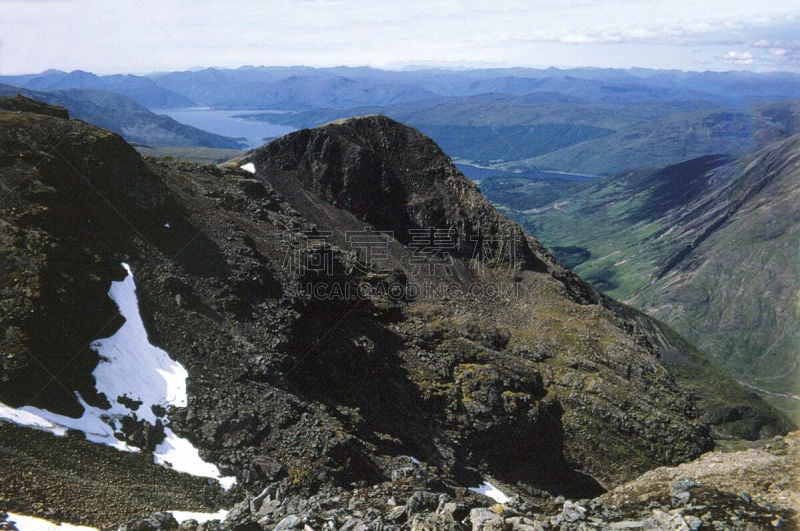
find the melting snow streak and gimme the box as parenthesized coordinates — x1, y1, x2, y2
(5, 512, 98, 531)
(0, 263, 235, 489)
(469, 481, 510, 503)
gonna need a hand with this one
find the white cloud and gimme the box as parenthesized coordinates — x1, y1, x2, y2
(752, 39, 800, 50)
(747, 33, 800, 70)
(723, 51, 755, 65)
(1, 0, 799, 74)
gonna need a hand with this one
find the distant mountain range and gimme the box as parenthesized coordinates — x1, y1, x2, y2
(148, 66, 800, 109)
(249, 93, 800, 175)
(3, 67, 800, 176)
(0, 69, 194, 109)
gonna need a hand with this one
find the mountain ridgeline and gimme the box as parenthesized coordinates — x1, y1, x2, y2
(0, 69, 195, 109)
(0, 98, 794, 527)
(5, 67, 800, 176)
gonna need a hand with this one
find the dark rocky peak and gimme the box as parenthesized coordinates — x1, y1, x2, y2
(0, 97, 167, 211)
(0, 94, 69, 119)
(249, 115, 547, 272)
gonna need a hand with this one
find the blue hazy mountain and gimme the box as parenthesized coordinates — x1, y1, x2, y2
(0, 83, 241, 148)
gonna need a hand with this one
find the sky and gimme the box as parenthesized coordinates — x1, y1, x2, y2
(1, 0, 800, 75)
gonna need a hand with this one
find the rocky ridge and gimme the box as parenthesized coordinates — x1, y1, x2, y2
(0, 100, 788, 528)
(4, 430, 795, 529)
(195, 429, 800, 529)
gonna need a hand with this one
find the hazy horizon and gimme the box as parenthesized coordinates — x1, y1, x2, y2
(2, 0, 799, 76)
(6, 62, 800, 79)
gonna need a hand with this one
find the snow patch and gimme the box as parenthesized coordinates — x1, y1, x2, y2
(469, 481, 510, 504)
(90, 263, 188, 424)
(19, 397, 134, 452)
(5, 512, 98, 531)
(0, 402, 66, 436)
(0, 263, 235, 489)
(3, 510, 229, 530)
(240, 162, 256, 174)
(169, 509, 229, 524)
(155, 428, 237, 490)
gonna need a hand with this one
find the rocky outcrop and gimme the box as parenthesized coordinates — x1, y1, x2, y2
(249, 115, 547, 271)
(597, 430, 799, 529)
(0, 103, 724, 527)
(238, 116, 714, 488)
(0, 101, 171, 416)
(82, 430, 796, 529)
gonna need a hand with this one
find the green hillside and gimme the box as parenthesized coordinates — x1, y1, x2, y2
(481, 138, 800, 423)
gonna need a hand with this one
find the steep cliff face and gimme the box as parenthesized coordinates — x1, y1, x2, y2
(0, 103, 720, 525)
(252, 115, 543, 268)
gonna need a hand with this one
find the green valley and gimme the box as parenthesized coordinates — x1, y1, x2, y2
(481, 137, 800, 423)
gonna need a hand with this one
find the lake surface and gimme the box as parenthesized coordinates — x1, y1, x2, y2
(160, 108, 296, 149)
(456, 163, 600, 182)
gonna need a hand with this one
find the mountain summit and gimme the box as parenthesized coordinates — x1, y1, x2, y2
(236, 115, 719, 488)
(247, 115, 556, 272)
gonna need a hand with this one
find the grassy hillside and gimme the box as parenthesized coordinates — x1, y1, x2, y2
(135, 146, 244, 163)
(517, 108, 792, 175)
(481, 138, 800, 423)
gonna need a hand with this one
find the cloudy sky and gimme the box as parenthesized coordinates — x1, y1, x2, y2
(2, 0, 799, 75)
